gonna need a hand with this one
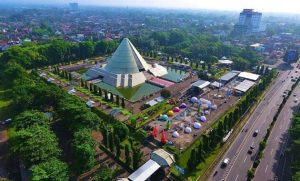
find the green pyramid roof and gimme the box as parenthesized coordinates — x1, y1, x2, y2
(105, 38, 149, 74)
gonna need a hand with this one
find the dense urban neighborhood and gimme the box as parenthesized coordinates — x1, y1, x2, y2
(0, 1, 300, 181)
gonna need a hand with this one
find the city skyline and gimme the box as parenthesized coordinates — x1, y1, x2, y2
(1, 0, 300, 14)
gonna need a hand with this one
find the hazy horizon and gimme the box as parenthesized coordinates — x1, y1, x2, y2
(1, 0, 300, 14)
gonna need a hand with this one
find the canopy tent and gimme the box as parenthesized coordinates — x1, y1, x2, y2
(200, 116, 207, 122)
(86, 100, 95, 107)
(166, 121, 171, 130)
(161, 114, 168, 121)
(191, 97, 198, 103)
(184, 127, 192, 133)
(179, 103, 187, 109)
(204, 110, 210, 115)
(151, 127, 158, 137)
(198, 100, 202, 106)
(161, 130, 168, 143)
(193, 122, 202, 129)
(211, 104, 217, 110)
(173, 107, 180, 112)
(68, 88, 76, 95)
(172, 131, 179, 138)
(167, 110, 174, 117)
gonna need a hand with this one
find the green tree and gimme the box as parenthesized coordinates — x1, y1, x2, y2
(30, 159, 69, 181)
(89, 83, 93, 92)
(197, 141, 205, 163)
(98, 87, 103, 97)
(13, 110, 49, 130)
(116, 95, 120, 106)
(10, 125, 61, 167)
(161, 89, 171, 98)
(132, 145, 143, 170)
(109, 92, 114, 103)
(80, 79, 84, 87)
(78, 41, 95, 59)
(113, 123, 129, 141)
(125, 144, 131, 166)
(93, 84, 98, 94)
(121, 98, 125, 108)
(95, 165, 114, 181)
(68, 72, 72, 81)
(102, 127, 109, 148)
(115, 135, 121, 158)
(187, 148, 197, 171)
(104, 90, 108, 101)
(108, 131, 115, 153)
(73, 143, 96, 173)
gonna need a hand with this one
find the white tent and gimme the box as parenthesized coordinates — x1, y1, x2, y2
(68, 88, 76, 95)
(47, 78, 54, 82)
(184, 127, 192, 133)
(211, 104, 218, 110)
(193, 122, 202, 129)
(86, 100, 95, 107)
(172, 131, 179, 138)
(200, 116, 207, 122)
(204, 110, 210, 115)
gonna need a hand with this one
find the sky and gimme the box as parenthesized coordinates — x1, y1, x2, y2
(2, 0, 300, 14)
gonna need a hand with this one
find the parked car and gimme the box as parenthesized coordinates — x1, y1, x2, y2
(253, 129, 259, 137)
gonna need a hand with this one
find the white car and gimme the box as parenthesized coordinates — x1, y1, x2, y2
(295, 98, 299, 103)
(221, 158, 230, 167)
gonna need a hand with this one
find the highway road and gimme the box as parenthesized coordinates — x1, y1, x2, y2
(209, 63, 299, 181)
(253, 75, 300, 181)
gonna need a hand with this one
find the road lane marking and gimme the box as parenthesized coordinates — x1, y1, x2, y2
(265, 165, 269, 173)
(244, 156, 247, 163)
(234, 175, 239, 181)
(221, 75, 290, 181)
(271, 148, 274, 155)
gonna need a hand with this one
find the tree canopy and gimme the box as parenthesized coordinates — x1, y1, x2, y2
(13, 110, 49, 130)
(30, 159, 69, 181)
(10, 125, 62, 167)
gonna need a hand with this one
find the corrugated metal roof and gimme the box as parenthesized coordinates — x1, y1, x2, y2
(191, 80, 211, 89)
(238, 72, 260, 81)
(220, 72, 239, 82)
(128, 160, 160, 181)
(234, 80, 255, 92)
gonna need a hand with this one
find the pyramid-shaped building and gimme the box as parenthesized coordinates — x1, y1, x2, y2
(86, 38, 167, 87)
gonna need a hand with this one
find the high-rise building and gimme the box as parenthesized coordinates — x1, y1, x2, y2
(69, 2, 79, 10)
(234, 9, 262, 35)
